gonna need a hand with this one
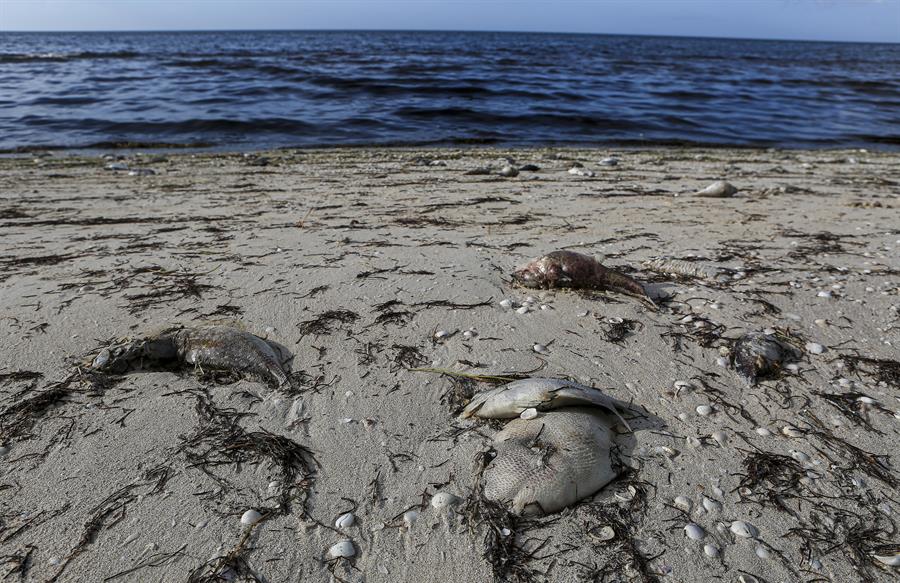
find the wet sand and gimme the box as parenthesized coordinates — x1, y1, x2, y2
(0, 147, 898, 582)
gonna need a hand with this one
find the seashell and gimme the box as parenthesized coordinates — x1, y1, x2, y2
(694, 180, 737, 198)
(533, 343, 549, 354)
(500, 527, 512, 537)
(790, 450, 809, 463)
(462, 330, 476, 340)
(805, 342, 825, 354)
(730, 520, 758, 538)
(599, 157, 619, 166)
(738, 576, 759, 583)
(654, 445, 679, 458)
(716, 357, 729, 367)
(674, 380, 693, 391)
(701, 496, 722, 513)
(615, 485, 637, 502)
(499, 165, 519, 177)
(402, 510, 419, 527)
(755, 545, 771, 559)
(684, 523, 705, 540)
(431, 492, 460, 510)
(686, 436, 701, 448)
(568, 166, 595, 177)
(434, 330, 450, 339)
(499, 299, 514, 309)
(335, 512, 355, 529)
(817, 290, 832, 298)
(696, 405, 713, 416)
(755, 427, 771, 436)
(872, 552, 900, 567)
(703, 543, 720, 557)
(512, 250, 654, 306)
(519, 407, 539, 420)
(240, 509, 263, 526)
(327, 540, 356, 559)
(516, 306, 529, 314)
(781, 425, 804, 438)
(591, 525, 616, 541)
(711, 431, 728, 447)
(674, 496, 693, 512)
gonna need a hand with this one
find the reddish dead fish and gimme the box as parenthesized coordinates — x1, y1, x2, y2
(512, 250, 655, 306)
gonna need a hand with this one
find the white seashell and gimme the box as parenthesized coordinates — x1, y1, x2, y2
(817, 290, 832, 298)
(711, 431, 728, 447)
(703, 543, 720, 557)
(519, 408, 539, 420)
(674, 380, 692, 390)
(607, 317, 624, 324)
(463, 330, 475, 340)
(674, 496, 693, 512)
(48, 557, 61, 566)
(684, 523, 705, 540)
(755, 427, 771, 436)
(755, 545, 771, 559)
(402, 510, 419, 527)
(599, 157, 619, 166)
(785, 363, 800, 372)
(872, 552, 900, 567)
(431, 492, 460, 510)
(715, 357, 729, 367)
(696, 405, 713, 416)
(805, 342, 825, 354)
(434, 330, 450, 339)
(532, 343, 549, 354)
(499, 299, 514, 309)
(654, 445, 679, 458)
(240, 509, 263, 526)
(782, 425, 804, 438)
(327, 540, 356, 559)
(686, 436, 701, 448)
(730, 520, 758, 538)
(738, 576, 759, 583)
(694, 180, 737, 198)
(500, 527, 512, 537)
(614, 485, 637, 502)
(790, 450, 810, 463)
(335, 512, 355, 529)
(701, 497, 721, 513)
(593, 525, 616, 541)
(857, 396, 875, 405)
(499, 165, 519, 177)
(763, 327, 776, 335)
(515, 306, 529, 314)
(568, 166, 595, 177)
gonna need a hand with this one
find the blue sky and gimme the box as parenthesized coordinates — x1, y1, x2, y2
(1, 0, 898, 42)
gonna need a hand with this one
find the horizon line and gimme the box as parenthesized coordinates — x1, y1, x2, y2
(0, 27, 897, 45)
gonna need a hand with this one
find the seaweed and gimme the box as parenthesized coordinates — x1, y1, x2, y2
(0, 545, 34, 580)
(390, 344, 427, 371)
(297, 310, 359, 338)
(734, 449, 809, 514)
(187, 526, 263, 583)
(814, 391, 890, 433)
(104, 544, 188, 581)
(840, 355, 900, 389)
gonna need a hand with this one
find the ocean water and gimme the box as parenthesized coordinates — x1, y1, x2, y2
(0, 30, 898, 151)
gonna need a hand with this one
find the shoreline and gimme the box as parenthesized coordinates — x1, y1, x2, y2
(0, 146, 898, 582)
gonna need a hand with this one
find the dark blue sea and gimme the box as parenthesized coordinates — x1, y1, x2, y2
(1, 30, 898, 151)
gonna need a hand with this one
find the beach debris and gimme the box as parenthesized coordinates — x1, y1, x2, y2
(402, 510, 419, 527)
(694, 180, 737, 198)
(519, 164, 540, 172)
(805, 341, 825, 354)
(461, 378, 630, 427)
(498, 165, 519, 177)
(730, 520, 758, 538)
(731, 332, 799, 386)
(431, 492, 460, 510)
(674, 495, 693, 512)
(327, 540, 356, 559)
(483, 408, 616, 516)
(512, 250, 655, 306)
(128, 168, 157, 176)
(240, 509, 263, 526)
(335, 512, 355, 529)
(642, 257, 732, 283)
(599, 156, 619, 166)
(532, 343, 549, 354)
(701, 496, 722, 513)
(91, 325, 290, 389)
(696, 405, 713, 416)
(872, 552, 900, 567)
(703, 543, 720, 557)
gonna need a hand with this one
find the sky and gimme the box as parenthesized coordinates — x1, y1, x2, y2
(0, 0, 898, 43)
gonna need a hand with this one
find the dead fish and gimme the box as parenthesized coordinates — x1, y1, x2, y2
(512, 250, 655, 306)
(462, 377, 631, 429)
(731, 332, 799, 386)
(694, 180, 737, 198)
(483, 408, 617, 516)
(91, 325, 289, 388)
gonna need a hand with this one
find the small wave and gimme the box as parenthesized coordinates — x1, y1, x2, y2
(0, 50, 140, 63)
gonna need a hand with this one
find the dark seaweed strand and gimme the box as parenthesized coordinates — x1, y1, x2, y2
(177, 389, 317, 515)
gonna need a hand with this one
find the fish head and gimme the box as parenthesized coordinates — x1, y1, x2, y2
(512, 256, 567, 289)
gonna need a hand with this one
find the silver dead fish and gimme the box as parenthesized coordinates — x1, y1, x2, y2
(462, 377, 631, 430)
(91, 325, 290, 388)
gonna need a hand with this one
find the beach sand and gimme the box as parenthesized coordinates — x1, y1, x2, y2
(0, 147, 898, 582)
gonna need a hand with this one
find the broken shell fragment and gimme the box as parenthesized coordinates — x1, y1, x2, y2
(327, 540, 356, 559)
(431, 492, 460, 510)
(335, 512, 355, 529)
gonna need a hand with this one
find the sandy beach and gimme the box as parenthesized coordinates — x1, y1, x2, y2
(0, 146, 898, 583)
